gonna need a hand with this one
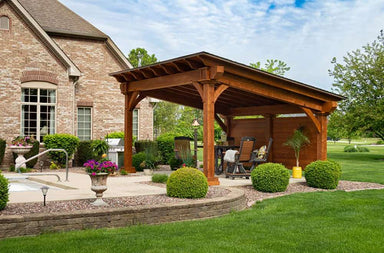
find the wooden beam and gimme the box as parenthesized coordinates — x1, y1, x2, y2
(219, 73, 324, 111)
(192, 81, 204, 100)
(215, 114, 227, 132)
(209, 65, 224, 79)
(228, 104, 303, 116)
(214, 84, 229, 102)
(131, 93, 147, 110)
(124, 94, 135, 173)
(301, 107, 321, 133)
(126, 68, 210, 92)
(203, 83, 219, 185)
(322, 101, 338, 113)
(127, 91, 139, 111)
(316, 114, 328, 160)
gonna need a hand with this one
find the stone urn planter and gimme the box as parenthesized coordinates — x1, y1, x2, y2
(9, 146, 32, 170)
(143, 169, 153, 176)
(89, 173, 109, 206)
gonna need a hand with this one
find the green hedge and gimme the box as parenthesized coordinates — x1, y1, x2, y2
(251, 163, 290, 193)
(344, 145, 370, 152)
(74, 141, 95, 166)
(12, 139, 40, 168)
(43, 134, 79, 166)
(0, 174, 9, 210)
(166, 167, 208, 198)
(168, 156, 183, 170)
(305, 160, 342, 189)
(0, 138, 6, 165)
(152, 174, 169, 183)
(134, 140, 158, 154)
(157, 133, 176, 164)
(132, 152, 146, 172)
(105, 131, 124, 139)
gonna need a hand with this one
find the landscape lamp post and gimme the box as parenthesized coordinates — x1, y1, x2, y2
(40, 186, 49, 206)
(192, 119, 200, 167)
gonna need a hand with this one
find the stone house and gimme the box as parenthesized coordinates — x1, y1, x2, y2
(0, 0, 154, 167)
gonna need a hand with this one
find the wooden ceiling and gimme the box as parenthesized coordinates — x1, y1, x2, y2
(110, 52, 343, 116)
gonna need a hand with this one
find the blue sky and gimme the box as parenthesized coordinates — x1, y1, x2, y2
(60, 0, 384, 92)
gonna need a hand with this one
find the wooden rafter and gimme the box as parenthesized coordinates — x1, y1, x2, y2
(215, 114, 227, 132)
(229, 104, 302, 116)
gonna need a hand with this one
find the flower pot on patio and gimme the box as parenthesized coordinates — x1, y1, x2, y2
(143, 169, 153, 175)
(89, 173, 109, 206)
(292, 166, 302, 179)
(9, 146, 32, 170)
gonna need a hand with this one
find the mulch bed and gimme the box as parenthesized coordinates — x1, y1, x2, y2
(1, 180, 383, 216)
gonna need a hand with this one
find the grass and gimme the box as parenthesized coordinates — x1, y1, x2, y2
(327, 142, 384, 184)
(1, 190, 383, 252)
(1, 142, 383, 252)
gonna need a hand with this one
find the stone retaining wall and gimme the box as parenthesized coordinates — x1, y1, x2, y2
(0, 188, 246, 239)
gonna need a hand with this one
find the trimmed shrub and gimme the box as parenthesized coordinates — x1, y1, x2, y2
(91, 139, 109, 159)
(74, 141, 94, 166)
(305, 160, 342, 189)
(105, 131, 124, 139)
(43, 134, 79, 166)
(251, 163, 290, 193)
(157, 133, 176, 164)
(166, 167, 208, 198)
(132, 152, 146, 172)
(376, 140, 384, 145)
(344, 145, 370, 152)
(152, 173, 169, 183)
(12, 139, 40, 168)
(0, 138, 6, 165)
(0, 174, 9, 210)
(168, 156, 183, 170)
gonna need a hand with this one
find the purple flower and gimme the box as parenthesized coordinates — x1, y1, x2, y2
(92, 172, 96, 176)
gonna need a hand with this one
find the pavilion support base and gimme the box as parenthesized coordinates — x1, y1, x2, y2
(207, 176, 220, 186)
(124, 167, 136, 173)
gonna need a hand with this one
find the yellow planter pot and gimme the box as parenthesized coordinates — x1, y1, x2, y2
(292, 166, 302, 179)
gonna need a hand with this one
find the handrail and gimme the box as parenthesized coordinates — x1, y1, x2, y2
(16, 148, 69, 181)
(23, 173, 61, 182)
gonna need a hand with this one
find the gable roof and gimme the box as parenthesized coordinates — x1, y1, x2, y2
(18, 0, 108, 40)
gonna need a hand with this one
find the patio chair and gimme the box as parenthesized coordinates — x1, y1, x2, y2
(174, 136, 193, 161)
(225, 136, 256, 179)
(250, 138, 273, 171)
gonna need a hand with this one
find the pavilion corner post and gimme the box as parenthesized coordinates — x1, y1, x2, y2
(316, 113, 328, 161)
(124, 95, 135, 173)
(203, 83, 220, 186)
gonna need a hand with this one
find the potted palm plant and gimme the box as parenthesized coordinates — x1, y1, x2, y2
(284, 129, 310, 178)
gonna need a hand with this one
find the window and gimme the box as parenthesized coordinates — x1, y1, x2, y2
(21, 88, 56, 142)
(77, 107, 92, 140)
(0, 16, 9, 30)
(133, 109, 138, 138)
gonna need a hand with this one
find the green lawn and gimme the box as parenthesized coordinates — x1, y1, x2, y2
(1, 143, 383, 252)
(327, 142, 384, 184)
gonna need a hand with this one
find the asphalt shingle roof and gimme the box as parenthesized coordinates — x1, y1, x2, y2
(18, 0, 108, 39)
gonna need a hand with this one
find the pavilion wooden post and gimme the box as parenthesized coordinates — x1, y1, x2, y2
(203, 82, 219, 185)
(316, 113, 328, 160)
(120, 84, 146, 173)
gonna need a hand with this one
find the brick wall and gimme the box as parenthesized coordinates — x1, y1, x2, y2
(0, 188, 246, 239)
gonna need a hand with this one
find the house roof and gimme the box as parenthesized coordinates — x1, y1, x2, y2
(111, 51, 343, 115)
(18, 0, 108, 39)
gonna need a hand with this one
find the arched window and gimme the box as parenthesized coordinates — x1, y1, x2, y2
(0, 16, 10, 30)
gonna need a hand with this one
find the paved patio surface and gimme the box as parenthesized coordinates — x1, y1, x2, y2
(3, 171, 305, 203)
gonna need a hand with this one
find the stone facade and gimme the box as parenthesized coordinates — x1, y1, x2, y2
(0, 1, 153, 168)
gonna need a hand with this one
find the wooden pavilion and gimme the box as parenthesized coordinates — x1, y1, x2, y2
(110, 52, 343, 185)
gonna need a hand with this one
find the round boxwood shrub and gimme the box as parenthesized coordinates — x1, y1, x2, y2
(0, 174, 9, 210)
(167, 167, 208, 198)
(305, 160, 342, 189)
(251, 163, 290, 193)
(132, 152, 146, 172)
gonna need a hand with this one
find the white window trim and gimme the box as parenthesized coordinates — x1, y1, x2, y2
(20, 84, 57, 142)
(77, 107, 93, 141)
(133, 108, 139, 139)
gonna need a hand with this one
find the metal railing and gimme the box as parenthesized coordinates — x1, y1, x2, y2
(16, 149, 69, 181)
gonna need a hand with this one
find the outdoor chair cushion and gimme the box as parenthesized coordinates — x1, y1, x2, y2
(257, 145, 267, 159)
(224, 149, 238, 163)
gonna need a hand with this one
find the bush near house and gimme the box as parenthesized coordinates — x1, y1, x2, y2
(12, 139, 40, 168)
(167, 167, 208, 198)
(132, 152, 146, 172)
(0, 174, 9, 210)
(251, 163, 290, 193)
(74, 141, 94, 166)
(0, 138, 6, 165)
(43, 134, 79, 166)
(152, 174, 168, 183)
(305, 160, 342, 189)
(134, 140, 158, 154)
(157, 133, 176, 164)
(168, 156, 183, 170)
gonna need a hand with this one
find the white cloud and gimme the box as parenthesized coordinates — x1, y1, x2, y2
(60, 0, 384, 91)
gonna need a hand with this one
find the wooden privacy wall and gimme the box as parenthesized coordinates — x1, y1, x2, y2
(230, 116, 319, 169)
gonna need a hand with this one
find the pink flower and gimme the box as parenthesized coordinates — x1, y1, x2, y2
(92, 172, 96, 176)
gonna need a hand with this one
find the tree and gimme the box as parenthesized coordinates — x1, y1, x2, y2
(250, 59, 290, 76)
(329, 30, 384, 141)
(153, 101, 180, 137)
(127, 48, 157, 68)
